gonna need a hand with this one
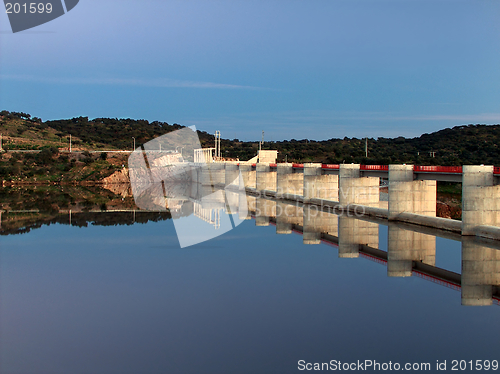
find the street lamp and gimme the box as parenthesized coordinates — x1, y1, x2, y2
(132, 137, 136, 151)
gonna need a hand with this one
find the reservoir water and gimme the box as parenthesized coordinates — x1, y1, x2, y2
(0, 186, 499, 374)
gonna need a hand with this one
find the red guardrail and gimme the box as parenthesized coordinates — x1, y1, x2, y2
(239, 163, 500, 175)
(321, 164, 340, 169)
(413, 165, 462, 174)
(360, 165, 389, 171)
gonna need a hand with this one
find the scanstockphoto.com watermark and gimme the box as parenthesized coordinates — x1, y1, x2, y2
(3, 0, 79, 33)
(298, 359, 499, 371)
(250, 191, 368, 220)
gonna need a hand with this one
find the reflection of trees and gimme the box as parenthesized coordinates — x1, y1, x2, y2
(0, 185, 179, 236)
(0, 211, 173, 236)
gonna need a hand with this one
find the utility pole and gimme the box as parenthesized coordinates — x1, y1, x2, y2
(215, 131, 221, 159)
(69, 134, 72, 152)
(365, 137, 368, 158)
(260, 131, 264, 152)
(132, 137, 136, 151)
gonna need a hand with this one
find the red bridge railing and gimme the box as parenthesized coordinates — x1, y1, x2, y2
(240, 163, 500, 175)
(360, 165, 389, 171)
(414, 165, 462, 174)
(321, 164, 340, 169)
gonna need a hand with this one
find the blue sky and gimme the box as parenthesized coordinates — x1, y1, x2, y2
(1, 0, 500, 141)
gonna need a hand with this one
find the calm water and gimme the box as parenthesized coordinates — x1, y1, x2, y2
(1, 188, 499, 374)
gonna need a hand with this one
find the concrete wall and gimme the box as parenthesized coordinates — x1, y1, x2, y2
(388, 165, 436, 219)
(303, 163, 339, 202)
(277, 164, 303, 197)
(219, 162, 500, 243)
(225, 163, 240, 187)
(256, 163, 277, 192)
(339, 164, 379, 207)
(462, 165, 500, 235)
(239, 164, 256, 190)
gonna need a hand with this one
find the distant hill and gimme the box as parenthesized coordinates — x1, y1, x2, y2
(270, 124, 500, 166)
(1, 110, 500, 166)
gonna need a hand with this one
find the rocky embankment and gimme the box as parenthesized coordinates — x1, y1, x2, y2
(102, 168, 131, 197)
(436, 195, 462, 220)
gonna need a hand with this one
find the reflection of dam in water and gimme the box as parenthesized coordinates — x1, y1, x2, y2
(157, 182, 500, 307)
(2, 183, 499, 306)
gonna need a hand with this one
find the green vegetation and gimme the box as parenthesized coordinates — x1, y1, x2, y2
(266, 125, 500, 165)
(1, 109, 500, 184)
(0, 147, 126, 183)
(437, 181, 462, 195)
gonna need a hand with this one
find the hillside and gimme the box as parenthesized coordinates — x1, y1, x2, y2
(267, 125, 500, 166)
(1, 110, 500, 185)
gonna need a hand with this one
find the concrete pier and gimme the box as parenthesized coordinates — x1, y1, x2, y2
(462, 165, 500, 236)
(339, 164, 379, 207)
(388, 165, 436, 219)
(303, 163, 339, 203)
(192, 161, 500, 243)
(225, 163, 240, 187)
(277, 163, 303, 198)
(256, 163, 277, 193)
(239, 164, 256, 190)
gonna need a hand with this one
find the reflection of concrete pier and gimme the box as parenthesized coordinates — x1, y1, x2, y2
(255, 198, 275, 226)
(4, 183, 500, 306)
(303, 206, 338, 245)
(243, 195, 500, 307)
(275, 201, 303, 234)
(127, 155, 500, 305)
(339, 217, 378, 258)
(462, 239, 500, 306)
(387, 226, 436, 277)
